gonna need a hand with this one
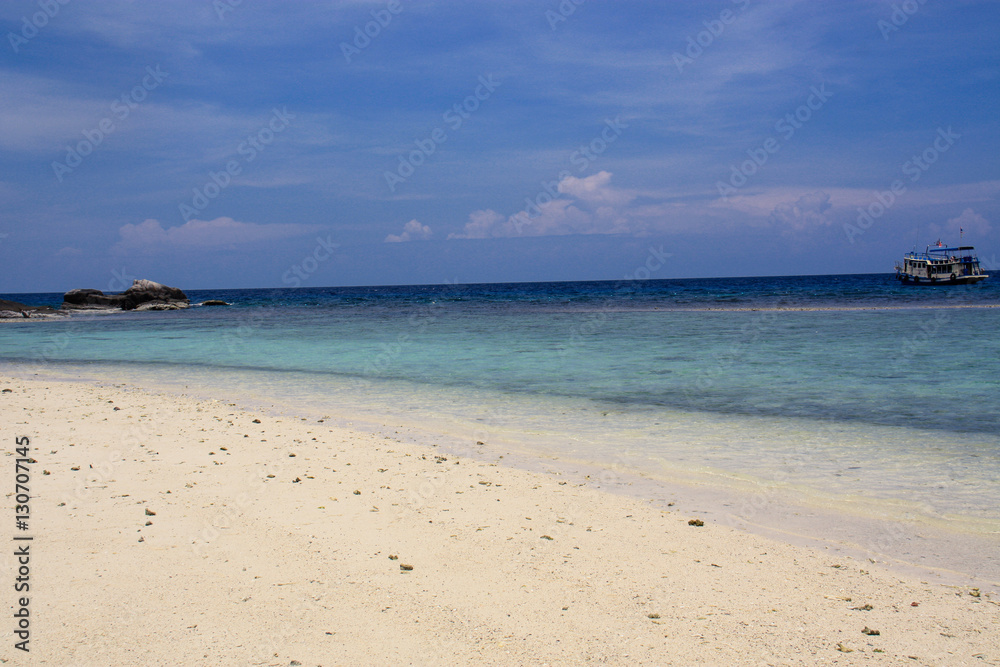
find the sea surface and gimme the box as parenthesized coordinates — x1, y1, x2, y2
(3, 273, 1000, 581)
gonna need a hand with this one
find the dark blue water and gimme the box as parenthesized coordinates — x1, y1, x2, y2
(7, 272, 1000, 312)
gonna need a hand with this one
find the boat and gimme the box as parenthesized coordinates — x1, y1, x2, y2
(894, 240, 989, 285)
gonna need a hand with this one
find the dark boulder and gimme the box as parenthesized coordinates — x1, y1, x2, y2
(0, 299, 59, 319)
(0, 299, 31, 313)
(62, 279, 189, 311)
(120, 279, 188, 310)
(62, 289, 126, 309)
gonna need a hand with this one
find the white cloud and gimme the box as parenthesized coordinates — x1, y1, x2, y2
(448, 209, 506, 239)
(558, 171, 636, 207)
(449, 200, 598, 239)
(450, 174, 1000, 243)
(113, 217, 322, 252)
(511, 199, 599, 237)
(385, 219, 432, 242)
(449, 172, 640, 239)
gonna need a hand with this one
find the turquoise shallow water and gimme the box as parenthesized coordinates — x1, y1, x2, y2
(2, 274, 1000, 575)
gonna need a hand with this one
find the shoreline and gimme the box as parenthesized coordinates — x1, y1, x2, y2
(3, 300, 1000, 323)
(1, 371, 997, 664)
(9, 360, 1000, 588)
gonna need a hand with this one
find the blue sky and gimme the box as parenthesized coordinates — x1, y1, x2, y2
(1, 0, 998, 292)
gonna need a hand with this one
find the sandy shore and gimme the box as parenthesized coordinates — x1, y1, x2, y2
(1, 372, 997, 665)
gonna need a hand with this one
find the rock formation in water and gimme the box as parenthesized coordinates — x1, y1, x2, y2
(62, 279, 190, 311)
(0, 299, 59, 319)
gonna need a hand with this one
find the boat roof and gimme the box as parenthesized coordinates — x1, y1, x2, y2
(905, 245, 977, 258)
(927, 245, 974, 253)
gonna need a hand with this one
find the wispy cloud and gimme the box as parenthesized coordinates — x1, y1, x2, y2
(113, 217, 322, 253)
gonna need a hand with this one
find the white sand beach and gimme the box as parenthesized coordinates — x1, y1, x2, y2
(1, 372, 997, 665)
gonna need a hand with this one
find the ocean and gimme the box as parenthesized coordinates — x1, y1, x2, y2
(3, 273, 999, 582)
